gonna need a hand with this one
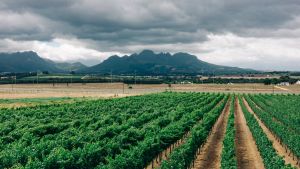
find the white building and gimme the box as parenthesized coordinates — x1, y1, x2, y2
(295, 80, 300, 85)
(0, 76, 10, 80)
(277, 82, 290, 86)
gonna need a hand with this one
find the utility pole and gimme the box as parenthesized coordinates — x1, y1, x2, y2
(11, 76, 14, 92)
(134, 70, 136, 85)
(14, 73, 17, 85)
(70, 69, 73, 86)
(36, 71, 39, 93)
(212, 70, 215, 84)
(36, 71, 39, 84)
(253, 79, 256, 93)
(201, 69, 204, 84)
(110, 70, 113, 84)
(123, 82, 125, 94)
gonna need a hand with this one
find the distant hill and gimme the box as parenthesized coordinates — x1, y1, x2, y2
(81, 50, 256, 75)
(0, 51, 86, 73)
(54, 62, 87, 71)
(45, 59, 87, 72)
(0, 50, 256, 75)
(0, 51, 61, 73)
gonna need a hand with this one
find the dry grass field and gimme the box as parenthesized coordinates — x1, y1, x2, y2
(1, 83, 299, 99)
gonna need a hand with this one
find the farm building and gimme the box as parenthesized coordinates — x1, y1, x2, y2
(296, 80, 300, 85)
(277, 82, 290, 86)
(0, 77, 9, 80)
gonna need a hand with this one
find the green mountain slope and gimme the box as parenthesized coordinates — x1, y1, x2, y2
(0, 51, 61, 73)
(54, 62, 87, 71)
(0, 51, 87, 73)
(82, 50, 256, 75)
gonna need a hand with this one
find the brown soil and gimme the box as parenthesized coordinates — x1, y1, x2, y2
(274, 86, 290, 91)
(191, 99, 230, 169)
(243, 98, 300, 169)
(235, 99, 265, 169)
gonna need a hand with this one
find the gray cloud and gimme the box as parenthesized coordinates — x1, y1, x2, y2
(2, 0, 300, 42)
(0, 0, 300, 70)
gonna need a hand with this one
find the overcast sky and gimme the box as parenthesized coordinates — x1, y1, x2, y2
(1, 0, 300, 70)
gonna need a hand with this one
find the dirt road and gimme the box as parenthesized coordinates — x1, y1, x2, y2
(274, 86, 290, 91)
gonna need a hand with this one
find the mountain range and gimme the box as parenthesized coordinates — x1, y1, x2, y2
(0, 51, 86, 73)
(81, 50, 255, 75)
(0, 50, 256, 75)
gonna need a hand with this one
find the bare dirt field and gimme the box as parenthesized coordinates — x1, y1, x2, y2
(282, 85, 300, 93)
(1, 83, 299, 99)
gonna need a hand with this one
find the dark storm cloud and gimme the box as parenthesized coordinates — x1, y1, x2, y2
(1, 0, 300, 71)
(1, 0, 300, 44)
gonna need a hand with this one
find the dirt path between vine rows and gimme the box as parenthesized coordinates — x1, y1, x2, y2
(145, 99, 225, 169)
(243, 98, 300, 169)
(191, 99, 230, 169)
(235, 99, 265, 169)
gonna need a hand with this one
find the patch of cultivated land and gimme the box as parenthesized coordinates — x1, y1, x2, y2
(145, 134, 187, 169)
(2, 92, 300, 168)
(235, 99, 265, 169)
(1, 83, 298, 99)
(191, 99, 230, 169)
(1, 92, 218, 168)
(0, 92, 136, 99)
(146, 98, 225, 169)
(243, 98, 300, 168)
(0, 97, 85, 108)
(285, 85, 300, 92)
